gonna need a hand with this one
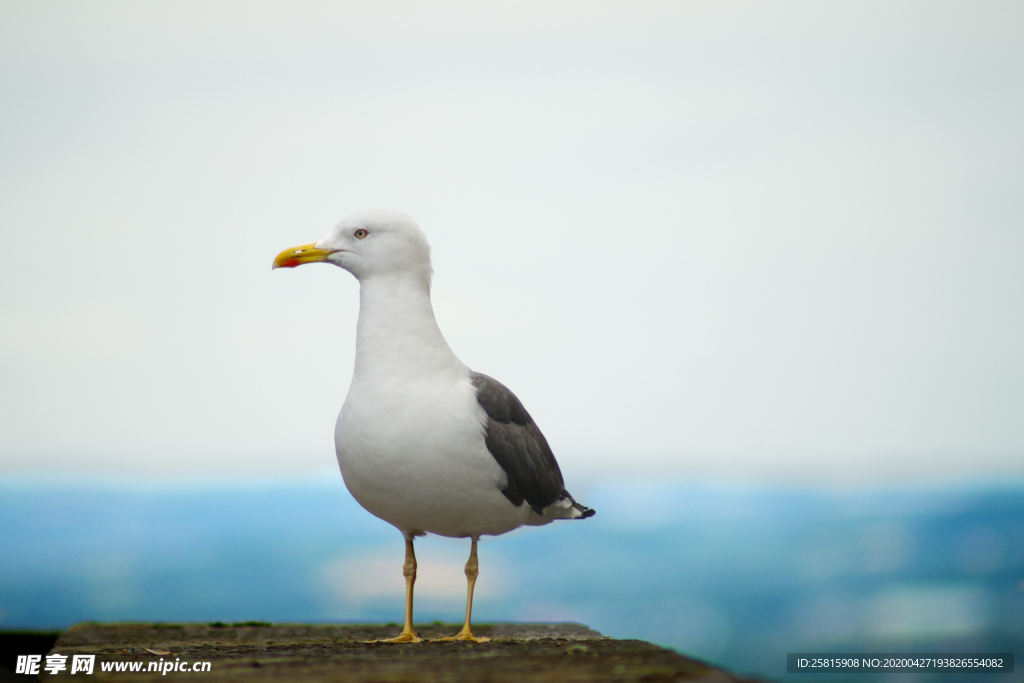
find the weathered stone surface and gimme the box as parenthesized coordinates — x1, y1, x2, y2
(47, 622, 757, 682)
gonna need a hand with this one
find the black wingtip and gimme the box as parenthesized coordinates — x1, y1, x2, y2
(574, 504, 596, 519)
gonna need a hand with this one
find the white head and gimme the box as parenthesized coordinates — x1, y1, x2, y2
(273, 209, 432, 286)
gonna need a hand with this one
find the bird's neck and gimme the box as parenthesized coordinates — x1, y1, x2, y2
(353, 274, 464, 383)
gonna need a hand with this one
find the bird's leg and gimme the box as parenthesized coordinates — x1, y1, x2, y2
(377, 537, 422, 643)
(439, 537, 490, 642)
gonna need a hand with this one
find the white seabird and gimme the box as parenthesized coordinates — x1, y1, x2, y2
(273, 209, 594, 643)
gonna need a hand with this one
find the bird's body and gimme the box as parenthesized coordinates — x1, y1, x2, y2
(337, 302, 524, 538)
(275, 209, 593, 642)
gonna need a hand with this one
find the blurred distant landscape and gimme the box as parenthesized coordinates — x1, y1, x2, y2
(2, 6, 1022, 683)
(2, 474, 1021, 681)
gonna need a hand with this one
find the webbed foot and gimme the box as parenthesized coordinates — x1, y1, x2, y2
(436, 632, 489, 643)
(372, 631, 422, 643)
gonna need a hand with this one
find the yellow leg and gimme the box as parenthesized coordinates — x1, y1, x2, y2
(439, 537, 490, 643)
(376, 538, 422, 643)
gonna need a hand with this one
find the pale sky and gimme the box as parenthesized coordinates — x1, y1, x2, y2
(1, 1, 1022, 483)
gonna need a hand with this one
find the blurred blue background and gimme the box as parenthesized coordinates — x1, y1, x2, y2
(3, 474, 1021, 681)
(3, 4, 1023, 682)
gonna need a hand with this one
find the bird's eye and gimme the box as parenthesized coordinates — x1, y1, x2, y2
(354, 229, 369, 239)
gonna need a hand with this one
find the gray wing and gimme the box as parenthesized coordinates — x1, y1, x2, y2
(470, 372, 566, 515)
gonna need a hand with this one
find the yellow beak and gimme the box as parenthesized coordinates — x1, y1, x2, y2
(272, 242, 334, 269)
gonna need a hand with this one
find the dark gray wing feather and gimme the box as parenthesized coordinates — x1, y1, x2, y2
(470, 372, 566, 515)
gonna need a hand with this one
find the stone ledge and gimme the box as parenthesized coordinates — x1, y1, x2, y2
(45, 622, 760, 682)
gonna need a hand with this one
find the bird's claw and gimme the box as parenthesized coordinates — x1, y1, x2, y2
(374, 631, 422, 643)
(436, 632, 490, 643)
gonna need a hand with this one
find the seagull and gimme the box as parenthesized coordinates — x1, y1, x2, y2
(273, 209, 595, 643)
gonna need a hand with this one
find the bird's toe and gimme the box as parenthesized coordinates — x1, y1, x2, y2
(436, 632, 490, 643)
(373, 632, 423, 644)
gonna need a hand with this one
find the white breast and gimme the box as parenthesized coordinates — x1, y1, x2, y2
(335, 369, 531, 537)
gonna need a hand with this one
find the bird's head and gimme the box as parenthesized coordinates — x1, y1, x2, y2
(273, 209, 432, 285)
